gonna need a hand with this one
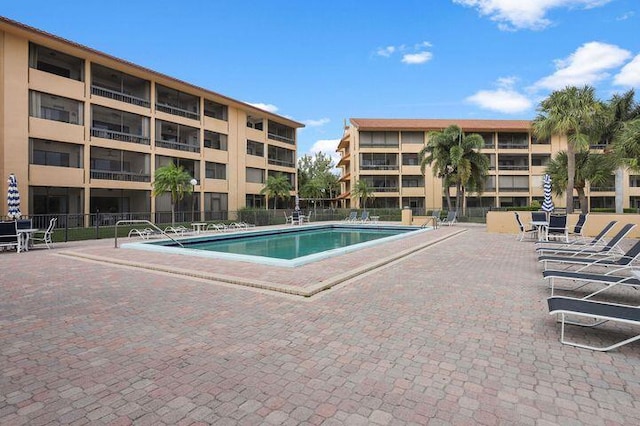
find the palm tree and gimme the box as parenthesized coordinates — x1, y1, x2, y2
(598, 90, 640, 212)
(613, 118, 640, 180)
(260, 173, 291, 211)
(533, 86, 603, 214)
(351, 180, 374, 210)
(152, 163, 194, 226)
(545, 151, 616, 213)
(419, 125, 489, 214)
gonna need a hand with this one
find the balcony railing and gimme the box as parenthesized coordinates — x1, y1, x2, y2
(497, 142, 528, 149)
(155, 103, 200, 120)
(591, 186, 615, 192)
(267, 158, 296, 168)
(371, 186, 399, 192)
(498, 187, 529, 192)
(361, 164, 399, 171)
(91, 85, 150, 108)
(155, 139, 200, 153)
(267, 133, 295, 144)
(90, 170, 151, 182)
(498, 165, 529, 171)
(91, 128, 150, 145)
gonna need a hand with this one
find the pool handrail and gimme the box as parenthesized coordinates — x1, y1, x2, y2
(115, 219, 183, 248)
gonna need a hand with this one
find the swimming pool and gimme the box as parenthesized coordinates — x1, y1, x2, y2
(122, 224, 427, 267)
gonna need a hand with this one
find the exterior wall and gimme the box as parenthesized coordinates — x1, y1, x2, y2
(0, 18, 302, 217)
(486, 211, 640, 239)
(337, 119, 628, 212)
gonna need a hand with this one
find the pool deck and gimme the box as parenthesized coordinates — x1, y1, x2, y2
(1, 223, 640, 425)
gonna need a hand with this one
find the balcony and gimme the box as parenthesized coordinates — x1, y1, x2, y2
(91, 129, 150, 145)
(156, 120, 200, 153)
(497, 132, 529, 149)
(92, 86, 150, 108)
(155, 140, 200, 153)
(267, 146, 295, 168)
(361, 164, 399, 171)
(372, 186, 399, 193)
(156, 84, 200, 121)
(90, 147, 150, 182)
(90, 170, 151, 182)
(497, 164, 529, 171)
(92, 105, 150, 145)
(267, 120, 295, 144)
(499, 187, 530, 192)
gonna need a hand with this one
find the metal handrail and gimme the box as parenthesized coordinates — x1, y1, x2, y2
(114, 219, 183, 248)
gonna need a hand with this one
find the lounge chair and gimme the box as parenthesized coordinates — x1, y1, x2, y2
(441, 211, 457, 226)
(535, 220, 616, 248)
(358, 211, 370, 223)
(538, 239, 640, 271)
(344, 211, 358, 222)
(542, 268, 640, 296)
(206, 223, 228, 232)
(128, 228, 158, 239)
(30, 217, 56, 249)
(547, 296, 640, 351)
(568, 213, 588, 241)
(547, 214, 568, 242)
(536, 223, 635, 257)
(531, 211, 547, 222)
(514, 212, 537, 241)
(165, 225, 192, 236)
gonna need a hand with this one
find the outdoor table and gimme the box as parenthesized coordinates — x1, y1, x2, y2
(191, 222, 207, 234)
(370, 216, 380, 223)
(16, 228, 39, 252)
(530, 221, 549, 242)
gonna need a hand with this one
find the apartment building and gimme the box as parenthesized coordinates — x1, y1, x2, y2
(0, 17, 303, 222)
(337, 118, 639, 213)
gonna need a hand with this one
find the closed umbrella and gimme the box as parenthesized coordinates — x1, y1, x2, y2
(7, 173, 22, 219)
(541, 174, 554, 214)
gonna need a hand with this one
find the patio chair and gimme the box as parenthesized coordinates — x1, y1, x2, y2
(358, 210, 370, 223)
(0, 221, 20, 252)
(547, 214, 569, 242)
(538, 238, 640, 271)
(536, 219, 615, 248)
(514, 212, 537, 241)
(542, 268, 640, 296)
(531, 211, 547, 222)
(547, 296, 640, 351)
(291, 210, 302, 225)
(536, 223, 635, 257)
(568, 213, 588, 240)
(441, 210, 457, 226)
(30, 217, 56, 249)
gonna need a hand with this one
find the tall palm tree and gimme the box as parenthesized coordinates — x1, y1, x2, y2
(152, 163, 194, 226)
(260, 173, 291, 211)
(419, 125, 488, 214)
(598, 90, 640, 212)
(545, 151, 616, 213)
(351, 180, 374, 210)
(533, 86, 603, 214)
(614, 118, 640, 174)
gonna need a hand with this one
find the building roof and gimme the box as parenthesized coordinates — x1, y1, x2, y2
(0, 16, 304, 128)
(350, 118, 531, 131)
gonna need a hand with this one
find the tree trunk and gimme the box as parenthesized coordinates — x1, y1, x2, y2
(615, 167, 624, 213)
(577, 187, 588, 214)
(443, 178, 453, 211)
(566, 144, 575, 214)
(171, 202, 175, 227)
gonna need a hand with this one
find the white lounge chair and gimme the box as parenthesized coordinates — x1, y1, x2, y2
(441, 211, 457, 226)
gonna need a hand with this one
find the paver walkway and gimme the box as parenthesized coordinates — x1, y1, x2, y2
(1, 225, 639, 425)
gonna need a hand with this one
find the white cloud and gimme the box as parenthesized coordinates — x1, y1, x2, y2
(308, 139, 341, 168)
(246, 102, 279, 113)
(302, 118, 330, 127)
(532, 41, 631, 90)
(466, 77, 532, 113)
(453, 0, 612, 31)
(614, 54, 640, 87)
(402, 51, 433, 65)
(616, 11, 635, 21)
(376, 46, 395, 57)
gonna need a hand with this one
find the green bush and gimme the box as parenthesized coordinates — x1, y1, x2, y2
(591, 208, 616, 213)
(624, 208, 640, 214)
(237, 208, 272, 226)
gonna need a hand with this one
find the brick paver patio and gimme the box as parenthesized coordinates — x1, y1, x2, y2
(1, 225, 639, 425)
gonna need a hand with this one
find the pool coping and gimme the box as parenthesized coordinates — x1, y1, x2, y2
(58, 228, 466, 297)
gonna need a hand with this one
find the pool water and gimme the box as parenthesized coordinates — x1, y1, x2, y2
(172, 227, 412, 259)
(124, 224, 426, 267)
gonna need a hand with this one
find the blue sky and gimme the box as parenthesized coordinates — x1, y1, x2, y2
(3, 1, 639, 163)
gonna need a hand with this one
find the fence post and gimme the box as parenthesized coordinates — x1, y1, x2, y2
(96, 210, 101, 239)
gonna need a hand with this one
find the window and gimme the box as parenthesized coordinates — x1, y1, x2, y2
(477, 132, 495, 148)
(91, 105, 150, 145)
(362, 175, 399, 192)
(247, 140, 264, 157)
(531, 135, 550, 144)
(360, 153, 398, 170)
(30, 138, 83, 168)
(206, 162, 227, 180)
(91, 63, 150, 108)
(204, 99, 228, 120)
(268, 170, 295, 187)
(630, 175, 640, 187)
(497, 132, 528, 149)
(402, 153, 419, 166)
(246, 167, 265, 183)
(204, 130, 228, 151)
(402, 176, 424, 187)
(247, 115, 264, 130)
(531, 154, 550, 167)
(205, 192, 229, 220)
(360, 131, 399, 147)
(267, 145, 295, 167)
(246, 194, 265, 208)
(156, 121, 200, 152)
(498, 175, 529, 191)
(401, 131, 424, 144)
(267, 120, 295, 144)
(29, 43, 84, 81)
(156, 84, 200, 120)
(29, 91, 84, 125)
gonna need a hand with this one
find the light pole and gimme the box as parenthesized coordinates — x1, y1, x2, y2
(190, 178, 197, 221)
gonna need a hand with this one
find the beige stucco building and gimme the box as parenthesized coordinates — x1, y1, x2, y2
(337, 118, 640, 212)
(0, 17, 303, 223)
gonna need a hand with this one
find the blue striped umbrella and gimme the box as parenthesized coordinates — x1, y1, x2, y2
(541, 174, 554, 213)
(7, 173, 21, 219)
